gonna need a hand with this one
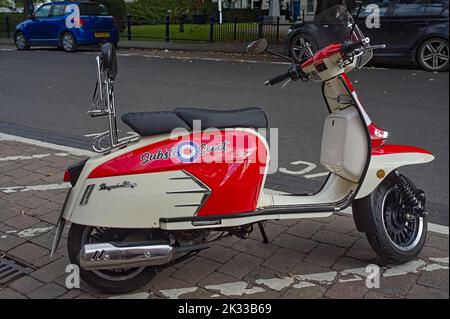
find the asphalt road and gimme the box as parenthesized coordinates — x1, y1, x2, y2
(0, 45, 448, 225)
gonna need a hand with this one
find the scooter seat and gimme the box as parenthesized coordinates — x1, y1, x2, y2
(122, 108, 268, 137)
(174, 107, 268, 130)
(122, 111, 191, 137)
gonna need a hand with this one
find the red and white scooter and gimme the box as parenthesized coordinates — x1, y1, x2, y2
(52, 6, 434, 293)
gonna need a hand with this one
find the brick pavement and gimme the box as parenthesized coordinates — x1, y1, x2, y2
(0, 139, 448, 299)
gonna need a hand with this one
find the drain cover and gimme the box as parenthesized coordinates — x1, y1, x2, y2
(0, 257, 33, 286)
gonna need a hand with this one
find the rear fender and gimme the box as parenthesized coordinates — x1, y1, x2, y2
(356, 144, 434, 199)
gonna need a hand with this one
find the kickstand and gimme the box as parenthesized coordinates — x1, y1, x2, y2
(258, 222, 269, 244)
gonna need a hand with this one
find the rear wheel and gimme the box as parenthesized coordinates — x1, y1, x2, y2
(67, 224, 160, 294)
(61, 32, 78, 52)
(289, 33, 316, 64)
(15, 32, 29, 50)
(353, 174, 427, 264)
(417, 38, 449, 72)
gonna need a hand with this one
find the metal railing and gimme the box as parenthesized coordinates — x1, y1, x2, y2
(123, 15, 289, 43)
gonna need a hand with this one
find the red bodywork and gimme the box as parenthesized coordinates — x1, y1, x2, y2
(89, 130, 268, 216)
(301, 43, 342, 69)
(372, 144, 432, 156)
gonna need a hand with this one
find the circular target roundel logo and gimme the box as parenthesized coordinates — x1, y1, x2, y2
(176, 141, 200, 163)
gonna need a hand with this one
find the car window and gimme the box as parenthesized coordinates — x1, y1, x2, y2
(424, 0, 449, 16)
(354, 0, 392, 17)
(34, 4, 51, 18)
(51, 4, 66, 17)
(392, 0, 428, 16)
(78, 3, 109, 16)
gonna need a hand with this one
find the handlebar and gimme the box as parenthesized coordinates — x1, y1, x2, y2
(265, 65, 307, 86)
(265, 72, 291, 86)
(342, 37, 370, 56)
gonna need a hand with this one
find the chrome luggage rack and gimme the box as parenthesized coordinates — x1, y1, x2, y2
(88, 55, 139, 153)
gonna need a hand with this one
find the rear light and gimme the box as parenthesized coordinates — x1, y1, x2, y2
(79, 18, 85, 28)
(63, 170, 71, 183)
(63, 159, 88, 186)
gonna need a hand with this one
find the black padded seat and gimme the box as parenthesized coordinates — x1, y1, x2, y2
(174, 107, 268, 129)
(122, 111, 190, 137)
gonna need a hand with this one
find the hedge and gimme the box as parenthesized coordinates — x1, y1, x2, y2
(95, 0, 127, 31)
(0, 13, 24, 37)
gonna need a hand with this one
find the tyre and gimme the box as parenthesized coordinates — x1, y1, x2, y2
(289, 33, 317, 64)
(353, 173, 427, 264)
(61, 32, 78, 52)
(15, 32, 30, 50)
(67, 224, 159, 294)
(417, 37, 449, 72)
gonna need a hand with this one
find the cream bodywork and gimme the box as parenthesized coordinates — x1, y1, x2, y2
(63, 128, 272, 229)
(356, 152, 435, 199)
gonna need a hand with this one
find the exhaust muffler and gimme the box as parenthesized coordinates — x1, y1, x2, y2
(79, 242, 174, 270)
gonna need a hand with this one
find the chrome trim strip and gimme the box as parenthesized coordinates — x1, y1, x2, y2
(166, 189, 210, 194)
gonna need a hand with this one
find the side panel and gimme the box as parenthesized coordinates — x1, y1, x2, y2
(64, 129, 268, 228)
(356, 144, 434, 199)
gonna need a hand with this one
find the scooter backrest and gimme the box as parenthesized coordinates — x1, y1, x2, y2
(100, 42, 117, 80)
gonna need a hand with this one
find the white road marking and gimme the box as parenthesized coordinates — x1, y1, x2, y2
(294, 271, 337, 284)
(429, 223, 449, 236)
(383, 260, 427, 277)
(0, 183, 70, 193)
(0, 153, 69, 162)
(0, 132, 94, 157)
(303, 172, 329, 179)
(17, 226, 53, 238)
(429, 257, 449, 264)
(279, 160, 317, 176)
(292, 281, 316, 289)
(158, 256, 448, 298)
(1, 226, 54, 240)
(85, 50, 408, 70)
(423, 263, 449, 272)
(109, 292, 150, 299)
(159, 287, 198, 299)
(205, 282, 265, 297)
(255, 277, 294, 291)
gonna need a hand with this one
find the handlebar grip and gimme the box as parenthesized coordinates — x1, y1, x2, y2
(342, 38, 368, 56)
(265, 72, 290, 86)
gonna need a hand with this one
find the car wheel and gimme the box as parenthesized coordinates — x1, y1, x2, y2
(417, 38, 449, 72)
(289, 33, 316, 64)
(15, 32, 30, 50)
(61, 32, 78, 52)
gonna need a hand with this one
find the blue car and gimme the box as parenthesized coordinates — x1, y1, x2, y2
(14, 1, 119, 52)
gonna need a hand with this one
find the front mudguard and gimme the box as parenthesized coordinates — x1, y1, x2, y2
(352, 144, 434, 233)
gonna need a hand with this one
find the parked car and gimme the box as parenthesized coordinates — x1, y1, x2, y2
(14, 1, 119, 52)
(286, 0, 449, 72)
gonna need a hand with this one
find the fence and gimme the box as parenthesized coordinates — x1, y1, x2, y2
(0, 14, 24, 38)
(0, 13, 289, 43)
(123, 15, 289, 43)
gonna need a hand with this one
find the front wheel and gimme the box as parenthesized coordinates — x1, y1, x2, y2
(67, 224, 159, 294)
(353, 173, 427, 264)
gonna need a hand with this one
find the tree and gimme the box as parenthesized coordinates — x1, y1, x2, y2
(0, 0, 12, 8)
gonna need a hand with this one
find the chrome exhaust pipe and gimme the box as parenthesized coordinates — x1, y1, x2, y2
(79, 242, 174, 270)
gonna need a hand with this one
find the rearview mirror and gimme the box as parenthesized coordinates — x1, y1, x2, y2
(247, 39, 268, 54)
(100, 42, 117, 80)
